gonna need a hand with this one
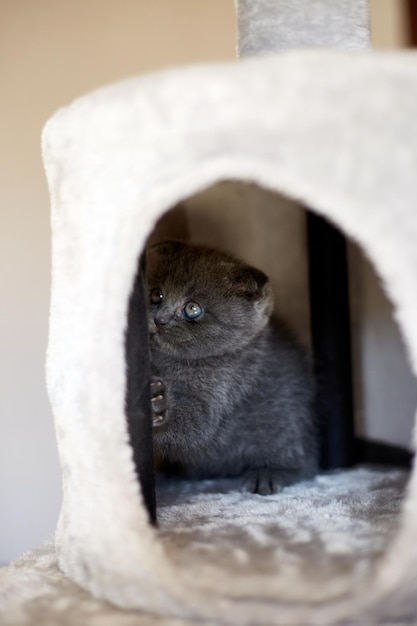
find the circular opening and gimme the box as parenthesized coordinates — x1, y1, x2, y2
(125, 179, 415, 601)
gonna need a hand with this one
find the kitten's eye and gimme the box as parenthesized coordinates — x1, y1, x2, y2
(150, 289, 164, 304)
(184, 301, 203, 320)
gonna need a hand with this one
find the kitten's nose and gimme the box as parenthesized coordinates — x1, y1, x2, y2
(154, 315, 168, 330)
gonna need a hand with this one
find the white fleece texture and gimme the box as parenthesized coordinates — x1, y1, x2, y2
(27, 49, 417, 625)
(236, 0, 370, 56)
(0, 468, 410, 626)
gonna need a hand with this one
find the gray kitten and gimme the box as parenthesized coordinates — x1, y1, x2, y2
(147, 241, 317, 495)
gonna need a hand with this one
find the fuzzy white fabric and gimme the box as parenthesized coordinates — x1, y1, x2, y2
(31, 49, 417, 625)
(0, 468, 410, 625)
(236, 0, 370, 56)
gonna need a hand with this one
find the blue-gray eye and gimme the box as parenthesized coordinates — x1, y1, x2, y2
(151, 289, 164, 304)
(184, 301, 202, 319)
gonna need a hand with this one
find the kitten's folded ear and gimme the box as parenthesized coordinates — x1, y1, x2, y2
(231, 266, 270, 301)
(230, 266, 274, 317)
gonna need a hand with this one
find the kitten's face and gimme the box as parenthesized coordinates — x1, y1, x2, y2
(147, 242, 273, 359)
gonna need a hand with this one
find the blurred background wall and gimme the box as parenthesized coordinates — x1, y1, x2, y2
(0, 0, 414, 564)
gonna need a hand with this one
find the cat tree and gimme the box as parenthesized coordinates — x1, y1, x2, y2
(2, 1, 417, 624)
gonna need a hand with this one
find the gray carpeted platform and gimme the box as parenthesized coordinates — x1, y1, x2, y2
(0, 467, 409, 625)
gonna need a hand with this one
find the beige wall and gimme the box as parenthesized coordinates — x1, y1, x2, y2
(1, 1, 413, 564)
(370, 0, 409, 47)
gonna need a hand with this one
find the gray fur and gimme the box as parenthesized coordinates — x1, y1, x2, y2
(147, 241, 318, 495)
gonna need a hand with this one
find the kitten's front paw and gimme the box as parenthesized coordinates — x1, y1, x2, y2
(151, 377, 168, 427)
(242, 468, 304, 495)
(241, 469, 283, 496)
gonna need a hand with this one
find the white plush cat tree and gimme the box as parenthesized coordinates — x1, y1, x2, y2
(2, 1, 417, 625)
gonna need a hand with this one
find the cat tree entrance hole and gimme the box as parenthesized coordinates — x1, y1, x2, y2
(125, 180, 415, 525)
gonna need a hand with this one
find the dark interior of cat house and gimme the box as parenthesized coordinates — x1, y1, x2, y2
(125, 180, 416, 526)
